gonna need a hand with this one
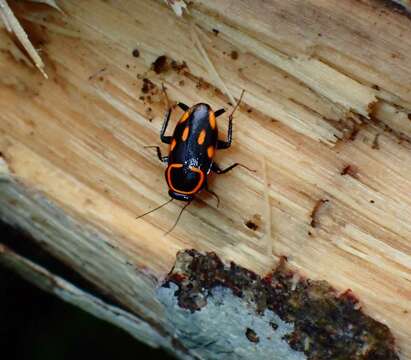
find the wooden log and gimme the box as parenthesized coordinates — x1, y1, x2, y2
(0, 0, 410, 358)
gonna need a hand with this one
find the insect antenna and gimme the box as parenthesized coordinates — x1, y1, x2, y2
(136, 198, 173, 219)
(164, 200, 192, 236)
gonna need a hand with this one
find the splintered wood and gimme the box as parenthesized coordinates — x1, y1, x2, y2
(0, 0, 48, 77)
(0, 0, 410, 358)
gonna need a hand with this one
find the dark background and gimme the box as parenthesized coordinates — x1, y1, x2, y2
(0, 221, 175, 360)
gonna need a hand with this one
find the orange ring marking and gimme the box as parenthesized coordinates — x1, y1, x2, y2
(166, 164, 205, 195)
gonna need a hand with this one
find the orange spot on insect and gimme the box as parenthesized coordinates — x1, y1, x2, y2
(197, 129, 206, 145)
(207, 145, 215, 158)
(209, 111, 216, 129)
(182, 126, 189, 141)
(180, 111, 190, 123)
(170, 138, 177, 151)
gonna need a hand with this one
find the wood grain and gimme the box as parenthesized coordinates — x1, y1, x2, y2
(0, 0, 410, 358)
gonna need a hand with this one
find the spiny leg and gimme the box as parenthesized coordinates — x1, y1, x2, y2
(160, 84, 172, 144)
(178, 102, 189, 111)
(211, 162, 255, 174)
(217, 90, 245, 150)
(144, 146, 168, 163)
(214, 108, 226, 117)
(216, 118, 232, 149)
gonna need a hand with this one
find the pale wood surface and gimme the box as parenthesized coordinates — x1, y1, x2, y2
(0, 0, 410, 358)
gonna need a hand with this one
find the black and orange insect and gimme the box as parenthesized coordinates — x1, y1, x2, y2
(138, 86, 251, 233)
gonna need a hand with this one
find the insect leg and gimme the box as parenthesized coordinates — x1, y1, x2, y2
(144, 146, 168, 163)
(160, 107, 172, 144)
(160, 84, 172, 144)
(211, 162, 255, 174)
(217, 117, 232, 149)
(178, 102, 189, 111)
(214, 108, 226, 117)
(217, 90, 245, 150)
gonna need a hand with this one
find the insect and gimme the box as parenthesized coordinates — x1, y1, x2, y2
(137, 86, 252, 233)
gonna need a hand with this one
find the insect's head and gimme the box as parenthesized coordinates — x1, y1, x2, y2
(168, 190, 193, 202)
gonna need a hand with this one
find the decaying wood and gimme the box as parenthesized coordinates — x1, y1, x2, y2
(0, 0, 410, 358)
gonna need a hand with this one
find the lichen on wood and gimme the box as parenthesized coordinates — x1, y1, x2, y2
(160, 250, 399, 360)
